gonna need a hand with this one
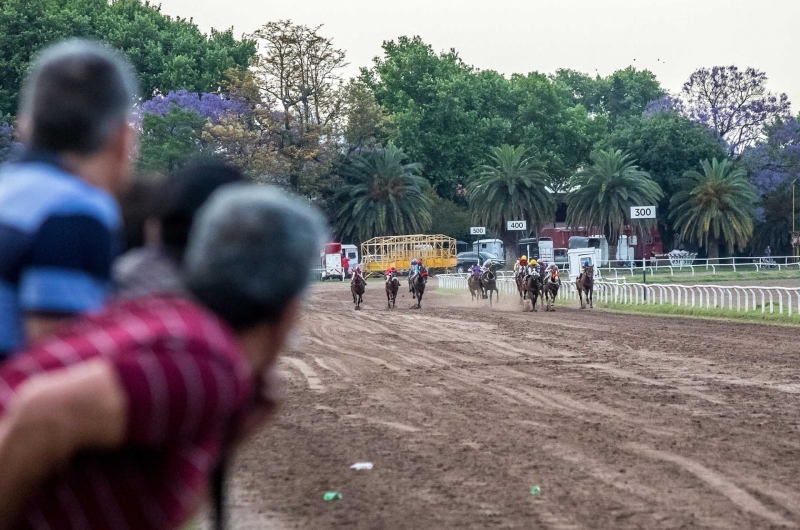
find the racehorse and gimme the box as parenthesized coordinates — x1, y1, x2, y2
(385, 275, 400, 309)
(480, 268, 499, 307)
(410, 272, 426, 308)
(351, 274, 365, 310)
(576, 265, 594, 309)
(515, 272, 527, 303)
(542, 266, 561, 312)
(468, 273, 482, 302)
(524, 269, 541, 312)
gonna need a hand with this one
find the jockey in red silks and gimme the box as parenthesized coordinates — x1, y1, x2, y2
(352, 265, 365, 284)
(417, 259, 429, 283)
(385, 266, 397, 282)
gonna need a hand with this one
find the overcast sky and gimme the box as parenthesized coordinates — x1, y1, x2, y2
(158, 0, 799, 108)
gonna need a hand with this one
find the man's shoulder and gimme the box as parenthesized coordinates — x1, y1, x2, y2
(0, 162, 120, 234)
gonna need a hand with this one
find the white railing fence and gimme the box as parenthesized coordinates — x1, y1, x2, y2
(600, 255, 800, 280)
(436, 274, 800, 317)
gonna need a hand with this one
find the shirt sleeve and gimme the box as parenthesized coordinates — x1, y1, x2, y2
(19, 214, 117, 314)
(111, 349, 250, 447)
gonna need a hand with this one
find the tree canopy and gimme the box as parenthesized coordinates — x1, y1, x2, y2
(0, 0, 255, 117)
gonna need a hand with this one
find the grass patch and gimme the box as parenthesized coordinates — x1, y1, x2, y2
(601, 268, 800, 285)
(596, 301, 800, 326)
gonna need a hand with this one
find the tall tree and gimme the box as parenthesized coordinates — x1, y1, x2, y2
(566, 149, 663, 247)
(0, 0, 255, 117)
(249, 20, 347, 190)
(601, 67, 666, 129)
(681, 66, 791, 155)
(750, 181, 797, 256)
(335, 146, 431, 242)
(670, 158, 758, 259)
(741, 116, 800, 195)
(468, 145, 554, 259)
(599, 111, 728, 248)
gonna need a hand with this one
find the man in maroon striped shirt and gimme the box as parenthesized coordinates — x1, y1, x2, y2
(0, 184, 326, 529)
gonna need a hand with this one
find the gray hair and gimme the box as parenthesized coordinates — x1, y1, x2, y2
(20, 39, 138, 154)
(184, 184, 328, 329)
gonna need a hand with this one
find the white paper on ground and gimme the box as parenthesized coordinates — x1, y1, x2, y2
(350, 462, 374, 470)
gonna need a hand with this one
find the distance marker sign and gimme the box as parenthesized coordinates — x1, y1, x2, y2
(470, 226, 486, 235)
(507, 220, 527, 231)
(630, 206, 656, 219)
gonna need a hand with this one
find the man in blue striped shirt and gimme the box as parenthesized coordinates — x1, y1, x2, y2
(0, 40, 138, 358)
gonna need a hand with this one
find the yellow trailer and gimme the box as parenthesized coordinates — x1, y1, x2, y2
(360, 234, 457, 276)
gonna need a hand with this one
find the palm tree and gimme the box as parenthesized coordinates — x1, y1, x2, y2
(670, 158, 758, 260)
(566, 149, 663, 254)
(467, 145, 554, 257)
(335, 146, 432, 242)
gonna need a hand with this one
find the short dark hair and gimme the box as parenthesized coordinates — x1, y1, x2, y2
(20, 40, 138, 155)
(184, 185, 327, 330)
(160, 161, 245, 260)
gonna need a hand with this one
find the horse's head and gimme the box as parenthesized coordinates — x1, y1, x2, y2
(585, 266, 594, 279)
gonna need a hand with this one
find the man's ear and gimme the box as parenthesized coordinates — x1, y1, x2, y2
(15, 116, 30, 144)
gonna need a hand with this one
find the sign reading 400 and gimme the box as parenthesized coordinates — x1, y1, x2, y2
(506, 220, 527, 231)
(630, 206, 656, 219)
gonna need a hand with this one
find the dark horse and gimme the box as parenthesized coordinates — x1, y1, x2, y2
(351, 274, 365, 310)
(524, 270, 542, 312)
(542, 268, 561, 312)
(468, 273, 482, 302)
(410, 273, 426, 308)
(480, 268, 499, 306)
(515, 272, 527, 303)
(385, 275, 400, 309)
(576, 266, 595, 309)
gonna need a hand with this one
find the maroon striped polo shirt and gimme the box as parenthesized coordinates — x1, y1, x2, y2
(0, 296, 253, 529)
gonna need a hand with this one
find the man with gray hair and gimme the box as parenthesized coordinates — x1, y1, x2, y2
(0, 39, 138, 359)
(0, 184, 327, 529)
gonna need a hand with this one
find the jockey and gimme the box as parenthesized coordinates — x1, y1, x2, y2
(417, 259, 429, 283)
(527, 259, 539, 278)
(579, 259, 592, 281)
(385, 266, 397, 282)
(351, 265, 365, 284)
(514, 255, 529, 278)
(470, 263, 481, 277)
(409, 258, 418, 291)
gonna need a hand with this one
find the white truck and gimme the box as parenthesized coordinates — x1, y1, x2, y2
(567, 248, 602, 283)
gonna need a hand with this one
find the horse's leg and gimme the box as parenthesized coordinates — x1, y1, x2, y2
(589, 287, 593, 308)
(578, 286, 584, 309)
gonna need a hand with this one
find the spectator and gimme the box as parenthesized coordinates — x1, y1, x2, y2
(341, 250, 350, 279)
(0, 40, 138, 359)
(113, 161, 244, 300)
(0, 184, 327, 529)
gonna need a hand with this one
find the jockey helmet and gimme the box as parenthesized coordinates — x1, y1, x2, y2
(530, 259, 537, 266)
(411, 258, 418, 265)
(521, 255, 527, 261)
(584, 260, 590, 267)
(417, 259, 424, 265)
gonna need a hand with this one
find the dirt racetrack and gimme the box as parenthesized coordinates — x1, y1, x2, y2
(224, 279, 800, 529)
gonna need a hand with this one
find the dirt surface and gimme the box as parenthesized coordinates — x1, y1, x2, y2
(225, 279, 800, 529)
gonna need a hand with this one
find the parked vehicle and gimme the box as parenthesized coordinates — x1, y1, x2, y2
(517, 238, 541, 261)
(321, 242, 345, 281)
(456, 251, 505, 273)
(553, 248, 569, 267)
(472, 239, 504, 258)
(341, 244, 359, 277)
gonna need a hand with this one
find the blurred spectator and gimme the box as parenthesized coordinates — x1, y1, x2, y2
(118, 176, 163, 251)
(113, 161, 244, 300)
(0, 184, 327, 529)
(0, 40, 138, 359)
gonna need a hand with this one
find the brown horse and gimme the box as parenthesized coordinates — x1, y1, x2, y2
(480, 269, 499, 306)
(542, 269, 561, 312)
(576, 266, 595, 309)
(351, 275, 365, 310)
(468, 273, 482, 302)
(410, 273, 426, 308)
(515, 272, 527, 303)
(524, 271, 541, 312)
(385, 276, 400, 309)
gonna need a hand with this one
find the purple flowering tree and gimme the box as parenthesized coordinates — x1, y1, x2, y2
(681, 66, 791, 156)
(141, 90, 249, 122)
(0, 122, 22, 164)
(742, 117, 800, 194)
(642, 95, 685, 117)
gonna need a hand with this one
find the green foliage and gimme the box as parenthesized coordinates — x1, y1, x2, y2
(467, 145, 554, 235)
(566, 149, 663, 241)
(600, 112, 728, 246)
(751, 181, 797, 255)
(138, 107, 206, 172)
(335, 146, 432, 242)
(552, 67, 666, 129)
(670, 158, 758, 258)
(0, 0, 255, 117)
(428, 196, 472, 241)
(364, 37, 606, 199)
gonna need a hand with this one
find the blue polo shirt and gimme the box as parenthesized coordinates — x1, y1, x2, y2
(0, 152, 121, 357)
